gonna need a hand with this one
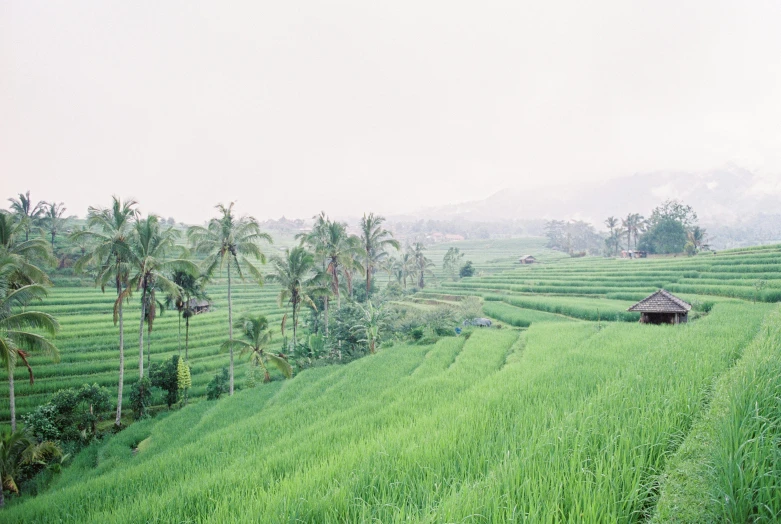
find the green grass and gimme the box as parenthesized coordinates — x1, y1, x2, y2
(653, 307, 781, 522)
(482, 301, 576, 327)
(5, 239, 781, 521)
(4, 301, 776, 522)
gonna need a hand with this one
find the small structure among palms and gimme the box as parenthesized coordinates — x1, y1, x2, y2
(222, 314, 292, 383)
(627, 289, 691, 325)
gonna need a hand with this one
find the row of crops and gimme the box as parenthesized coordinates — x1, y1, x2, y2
(412, 243, 781, 327)
(0, 280, 287, 422)
(6, 301, 777, 522)
(8, 240, 779, 423)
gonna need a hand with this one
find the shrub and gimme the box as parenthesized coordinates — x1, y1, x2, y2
(130, 378, 152, 420)
(459, 261, 475, 278)
(22, 383, 111, 448)
(458, 296, 483, 321)
(206, 368, 230, 400)
(424, 304, 459, 334)
(150, 355, 180, 408)
(692, 300, 715, 313)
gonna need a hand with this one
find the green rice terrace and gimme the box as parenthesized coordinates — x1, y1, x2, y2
(3, 235, 781, 522)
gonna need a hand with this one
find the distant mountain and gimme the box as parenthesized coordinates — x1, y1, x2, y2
(411, 164, 781, 228)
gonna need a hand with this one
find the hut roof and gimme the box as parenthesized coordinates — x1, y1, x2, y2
(627, 289, 691, 313)
(188, 298, 211, 308)
(519, 255, 536, 260)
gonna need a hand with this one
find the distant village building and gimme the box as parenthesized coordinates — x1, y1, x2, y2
(187, 299, 212, 315)
(518, 255, 536, 264)
(621, 250, 648, 259)
(627, 289, 691, 325)
(427, 232, 465, 243)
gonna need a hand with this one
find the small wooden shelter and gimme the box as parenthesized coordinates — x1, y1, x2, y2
(187, 298, 212, 315)
(627, 289, 691, 325)
(518, 255, 536, 264)
(463, 318, 493, 327)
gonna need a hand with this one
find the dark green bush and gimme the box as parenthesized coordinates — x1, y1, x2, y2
(130, 378, 152, 420)
(206, 368, 230, 400)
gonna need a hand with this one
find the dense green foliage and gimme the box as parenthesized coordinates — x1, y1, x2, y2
(22, 383, 110, 448)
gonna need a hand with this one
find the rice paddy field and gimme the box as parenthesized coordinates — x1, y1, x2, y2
(4, 238, 781, 522)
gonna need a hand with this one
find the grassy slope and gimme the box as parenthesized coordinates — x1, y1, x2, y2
(653, 308, 781, 522)
(5, 301, 774, 522)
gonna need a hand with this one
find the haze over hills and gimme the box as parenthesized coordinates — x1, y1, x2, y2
(408, 164, 781, 228)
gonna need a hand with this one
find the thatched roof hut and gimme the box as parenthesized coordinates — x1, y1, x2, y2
(627, 289, 691, 324)
(187, 298, 212, 315)
(518, 255, 536, 264)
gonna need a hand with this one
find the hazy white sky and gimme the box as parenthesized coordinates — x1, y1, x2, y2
(2, 1, 780, 223)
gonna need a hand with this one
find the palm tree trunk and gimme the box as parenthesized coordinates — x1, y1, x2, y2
(324, 295, 329, 336)
(147, 325, 151, 370)
(177, 312, 181, 355)
(228, 261, 234, 396)
(366, 260, 371, 295)
(9, 367, 16, 432)
(185, 315, 190, 361)
(292, 300, 298, 348)
(138, 287, 146, 379)
(331, 261, 340, 309)
(115, 298, 125, 428)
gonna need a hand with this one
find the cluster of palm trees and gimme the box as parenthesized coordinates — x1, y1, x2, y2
(604, 213, 645, 255)
(8, 191, 68, 247)
(2, 194, 419, 435)
(605, 212, 709, 256)
(377, 243, 435, 290)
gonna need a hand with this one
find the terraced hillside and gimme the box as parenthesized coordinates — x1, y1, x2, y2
(6, 300, 779, 522)
(3, 237, 552, 423)
(417, 243, 781, 327)
(0, 281, 286, 422)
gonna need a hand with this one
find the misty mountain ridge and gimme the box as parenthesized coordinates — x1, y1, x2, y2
(411, 164, 781, 228)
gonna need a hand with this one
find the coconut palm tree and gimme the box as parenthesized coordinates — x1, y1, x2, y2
(7, 191, 44, 242)
(188, 202, 272, 396)
(267, 247, 321, 348)
(410, 243, 435, 288)
(359, 213, 400, 296)
(604, 216, 619, 255)
(622, 214, 645, 250)
(0, 256, 60, 431)
(0, 213, 53, 287)
(221, 314, 292, 383)
(128, 215, 196, 379)
(380, 256, 396, 283)
(687, 226, 709, 252)
(296, 212, 330, 271)
(41, 202, 67, 248)
(0, 427, 61, 507)
(326, 221, 356, 308)
(297, 213, 335, 332)
(71, 196, 138, 427)
(341, 235, 364, 301)
(394, 252, 416, 290)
